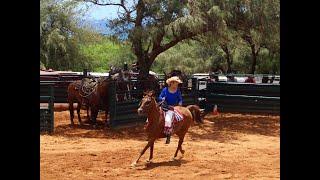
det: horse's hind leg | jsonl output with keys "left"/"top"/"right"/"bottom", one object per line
{"left": 174, "top": 136, "right": 185, "bottom": 159}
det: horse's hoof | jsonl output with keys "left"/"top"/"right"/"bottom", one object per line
{"left": 146, "top": 159, "right": 152, "bottom": 164}
{"left": 181, "top": 150, "right": 185, "bottom": 154}
{"left": 130, "top": 162, "right": 137, "bottom": 168}
{"left": 170, "top": 157, "right": 176, "bottom": 161}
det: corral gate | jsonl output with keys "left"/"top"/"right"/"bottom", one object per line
{"left": 40, "top": 83, "right": 54, "bottom": 133}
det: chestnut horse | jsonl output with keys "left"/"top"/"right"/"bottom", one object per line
{"left": 131, "top": 90, "right": 202, "bottom": 167}
{"left": 67, "top": 80, "right": 90, "bottom": 126}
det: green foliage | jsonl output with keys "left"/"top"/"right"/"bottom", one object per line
{"left": 79, "top": 37, "right": 136, "bottom": 72}
{"left": 41, "top": 0, "right": 279, "bottom": 75}
{"left": 40, "top": 0, "right": 93, "bottom": 71}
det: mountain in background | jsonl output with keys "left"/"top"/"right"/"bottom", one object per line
{"left": 91, "top": 19, "right": 113, "bottom": 35}
{"left": 79, "top": 19, "right": 112, "bottom": 35}
{"left": 80, "top": 19, "right": 128, "bottom": 40}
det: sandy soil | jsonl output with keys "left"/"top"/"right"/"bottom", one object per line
{"left": 40, "top": 110, "right": 280, "bottom": 180}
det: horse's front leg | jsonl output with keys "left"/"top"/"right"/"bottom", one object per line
{"left": 91, "top": 107, "right": 98, "bottom": 129}
{"left": 77, "top": 102, "right": 83, "bottom": 126}
{"left": 68, "top": 100, "right": 75, "bottom": 126}
{"left": 105, "top": 106, "right": 110, "bottom": 127}
{"left": 131, "top": 140, "right": 154, "bottom": 167}
{"left": 86, "top": 105, "right": 90, "bottom": 122}
{"left": 146, "top": 142, "right": 154, "bottom": 163}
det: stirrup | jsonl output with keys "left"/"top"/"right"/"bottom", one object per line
{"left": 165, "top": 135, "right": 171, "bottom": 144}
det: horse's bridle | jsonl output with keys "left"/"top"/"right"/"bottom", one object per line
{"left": 138, "top": 95, "right": 164, "bottom": 113}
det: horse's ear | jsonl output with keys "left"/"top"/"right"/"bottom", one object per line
{"left": 149, "top": 90, "right": 155, "bottom": 96}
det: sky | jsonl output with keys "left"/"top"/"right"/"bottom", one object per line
{"left": 81, "top": 3, "right": 119, "bottom": 20}
{"left": 80, "top": 1, "right": 135, "bottom": 20}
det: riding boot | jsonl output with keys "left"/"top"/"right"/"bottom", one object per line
{"left": 165, "top": 134, "right": 171, "bottom": 144}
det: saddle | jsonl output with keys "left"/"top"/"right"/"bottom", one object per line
{"left": 79, "top": 77, "right": 97, "bottom": 97}
{"left": 160, "top": 101, "right": 174, "bottom": 112}
{"left": 160, "top": 102, "right": 184, "bottom": 123}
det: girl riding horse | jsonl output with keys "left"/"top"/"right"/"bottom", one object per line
{"left": 158, "top": 76, "right": 183, "bottom": 144}
{"left": 132, "top": 90, "right": 202, "bottom": 167}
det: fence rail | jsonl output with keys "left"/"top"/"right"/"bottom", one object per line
{"left": 40, "top": 75, "right": 280, "bottom": 130}
{"left": 205, "top": 82, "right": 280, "bottom": 114}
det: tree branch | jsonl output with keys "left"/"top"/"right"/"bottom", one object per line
{"left": 84, "top": 0, "right": 133, "bottom": 22}
{"left": 149, "top": 27, "right": 210, "bottom": 60}
{"left": 84, "top": 0, "right": 122, "bottom": 6}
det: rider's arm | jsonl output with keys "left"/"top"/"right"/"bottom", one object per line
{"left": 177, "top": 90, "right": 183, "bottom": 106}
{"left": 158, "top": 88, "right": 166, "bottom": 102}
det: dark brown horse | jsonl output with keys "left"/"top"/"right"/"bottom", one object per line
{"left": 131, "top": 90, "right": 202, "bottom": 167}
{"left": 68, "top": 77, "right": 111, "bottom": 128}
{"left": 110, "top": 70, "right": 132, "bottom": 102}
{"left": 84, "top": 77, "right": 111, "bottom": 128}
{"left": 67, "top": 80, "right": 90, "bottom": 126}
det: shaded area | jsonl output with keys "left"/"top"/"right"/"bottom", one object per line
{"left": 141, "top": 159, "right": 188, "bottom": 170}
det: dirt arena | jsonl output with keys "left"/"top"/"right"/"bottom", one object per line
{"left": 40, "top": 110, "right": 280, "bottom": 179}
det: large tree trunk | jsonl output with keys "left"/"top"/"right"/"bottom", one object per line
{"left": 250, "top": 53, "right": 257, "bottom": 74}
{"left": 249, "top": 44, "right": 260, "bottom": 74}
{"left": 225, "top": 50, "right": 232, "bottom": 74}
{"left": 137, "top": 55, "right": 153, "bottom": 80}
{"left": 220, "top": 44, "right": 232, "bottom": 74}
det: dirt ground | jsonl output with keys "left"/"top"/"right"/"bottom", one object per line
{"left": 40, "top": 110, "right": 280, "bottom": 180}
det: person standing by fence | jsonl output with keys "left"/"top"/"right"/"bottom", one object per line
{"left": 245, "top": 75, "right": 256, "bottom": 83}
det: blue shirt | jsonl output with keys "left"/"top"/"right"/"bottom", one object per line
{"left": 158, "top": 87, "right": 183, "bottom": 106}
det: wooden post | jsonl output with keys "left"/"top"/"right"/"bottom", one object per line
{"left": 83, "top": 69, "right": 88, "bottom": 78}
{"left": 191, "top": 78, "right": 198, "bottom": 104}
{"left": 49, "top": 85, "right": 54, "bottom": 133}
{"left": 108, "top": 81, "right": 117, "bottom": 128}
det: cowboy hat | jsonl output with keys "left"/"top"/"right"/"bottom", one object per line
{"left": 166, "top": 76, "right": 183, "bottom": 84}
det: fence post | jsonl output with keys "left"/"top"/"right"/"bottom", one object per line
{"left": 49, "top": 84, "right": 54, "bottom": 133}
{"left": 83, "top": 69, "right": 88, "bottom": 78}
{"left": 191, "top": 78, "right": 198, "bottom": 104}
{"left": 108, "top": 81, "right": 117, "bottom": 127}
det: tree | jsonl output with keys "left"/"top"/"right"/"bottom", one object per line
{"left": 83, "top": 0, "right": 227, "bottom": 79}
{"left": 40, "top": 0, "right": 94, "bottom": 71}
{"left": 222, "top": 0, "right": 280, "bottom": 74}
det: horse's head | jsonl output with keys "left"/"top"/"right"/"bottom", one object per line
{"left": 122, "top": 70, "right": 131, "bottom": 82}
{"left": 137, "top": 90, "right": 156, "bottom": 116}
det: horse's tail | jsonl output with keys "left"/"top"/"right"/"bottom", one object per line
{"left": 186, "top": 105, "right": 203, "bottom": 124}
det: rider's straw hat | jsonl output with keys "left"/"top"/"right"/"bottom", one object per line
{"left": 166, "top": 76, "right": 183, "bottom": 85}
